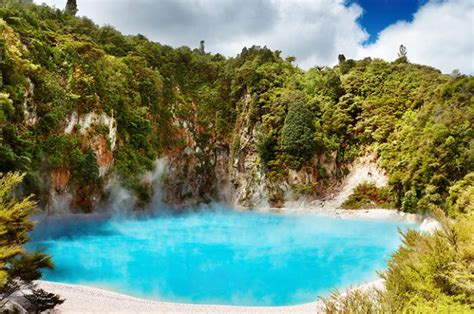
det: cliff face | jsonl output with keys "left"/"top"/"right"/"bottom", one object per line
{"left": 158, "top": 94, "right": 269, "bottom": 209}
{"left": 4, "top": 66, "right": 365, "bottom": 212}
{"left": 1, "top": 3, "right": 471, "bottom": 215}
{"left": 159, "top": 93, "right": 343, "bottom": 210}
{"left": 46, "top": 111, "right": 117, "bottom": 213}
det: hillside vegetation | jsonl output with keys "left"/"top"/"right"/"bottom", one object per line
{"left": 322, "top": 209, "right": 474, "bottom": 313}
{"left": 0, "top": 1, "right": 472, "bottom": 216}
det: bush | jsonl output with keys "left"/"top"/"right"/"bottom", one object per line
{"left": 70, "top": 147, "right": 99, "bottom": 185}
{"left": 254, "top": 124, "right": 276, "bottom": 166}
{"left": 321, "top": 209, "right": 474, "bottom": 313}
{"left": 341, "top": 182, "right": 393, "bottom": 209}
{"left": 24, "top": 288, "right": 64, "bottom": 314}
{"left": 0, "top": 172, "right": 62, "bottom": 312}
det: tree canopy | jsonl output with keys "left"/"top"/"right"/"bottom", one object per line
{"left": 0, "top": 1, "right": 471, "bottom": 216}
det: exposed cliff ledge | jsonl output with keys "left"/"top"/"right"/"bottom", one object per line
{"left": 46, "top": 111, "right": 117, "bottom": 213}
{"left": 64, "top": 111, "right": 117, "bottom": 151}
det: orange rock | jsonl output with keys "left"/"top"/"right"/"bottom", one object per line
{"left": 50, "top": 168, "right": 70, "bottom": 191}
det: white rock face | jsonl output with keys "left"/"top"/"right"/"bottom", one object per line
{"left": 64, "top": 111, "right": 117, "bottom": 150}
{"left": 229, "top": 120, "right": 270, "bottom": 209}
{"left": 63, "top": 111, "right": 79, "bottom": 134}
{"left": 324, "top": 153, "right": 388, "bottom": 209}
{"left": 419, "top": 217, "right": 442, "bottom": 234}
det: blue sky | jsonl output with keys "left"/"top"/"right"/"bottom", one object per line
{"left": 354, "top": 0, "right": 429, "bottom": 43}
{"left": 35, "top": 0, "right": 473, "bottom": 74}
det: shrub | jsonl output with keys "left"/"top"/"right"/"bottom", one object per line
{"left": 341, "top": 182, "right": 393, "bottom": 209}
{"left": 254, "top": 124, "right": 276, "bottom": 166}
{"left": 24, "top": 288, "right": 64, "bottom": 314}
{"left": 70, "top": 147, "right": 99, "bottom": 185}
{"left": 321, "top": 209, "right": 474, "bottom": 313}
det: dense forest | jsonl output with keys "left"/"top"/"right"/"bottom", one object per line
{"left": 0, "top": 1, "right": 472, "bottom": 312}
{"left": 0, "top": 1, "right": 471, "bottom": 216}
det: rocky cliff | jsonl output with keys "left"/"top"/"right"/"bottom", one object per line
{"left": 1, "top": 3, "right": 471, "bottom": 215}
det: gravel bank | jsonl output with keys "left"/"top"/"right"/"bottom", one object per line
{"left": 35, "top": 279, "right": 385, "bottom": 313}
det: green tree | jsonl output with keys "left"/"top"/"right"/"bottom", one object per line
{"left": 397, "top": 44, "right": 408, "bottom": 62}
{"left": 0, "top": 172, "right": 61, "bottom": 311}
{"left": 65, "top": 0, "right": 78, "bottom": 16}
{"left": 338, "top": 54, "right": 346, "bottom": 64}
{"left": 281, "top": 100, "right": 316, "bottom": 163}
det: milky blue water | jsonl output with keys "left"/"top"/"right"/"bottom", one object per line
{"left": 28, "top": 210, "right": 414, "bottom": 306}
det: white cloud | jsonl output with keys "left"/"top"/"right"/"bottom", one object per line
{"left": 359, "top": 0, "right": 474, "bottom": 74}
{"left": 34, "top": 0, "right": 473, "bottom": 74}
{"left": 212, "top": 0, "right": 368, "bottom": 69}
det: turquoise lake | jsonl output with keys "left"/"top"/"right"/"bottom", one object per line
{"left": 28, "top": 209, "right": 414, "bottom": 306}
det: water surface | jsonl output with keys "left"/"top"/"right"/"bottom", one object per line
{"left": 28, "top": 209, "right": 414, "bottom": 306}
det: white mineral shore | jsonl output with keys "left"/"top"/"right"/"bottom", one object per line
{"left": 275, "top": 206, "right": 423, "bottom": 223}
{"left": 35, "top": 279, "right": 384, "bottom": 313}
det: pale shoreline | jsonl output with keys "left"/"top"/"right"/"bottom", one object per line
{"left": 263, "top": 206, "right": 425, "bottom": 225}
{"left": 33, "top": 279, "right": 385, "bottom": 313}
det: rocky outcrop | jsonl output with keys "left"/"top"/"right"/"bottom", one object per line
{"left": 46, "top": 111, "right": 117, "bottom": 213}
{"left": 41, "top": 98, "right": 376, "bottom": 213}
{"left": 89, "top": 136, "right": 114, "bottom": 177}
{"left": 229, "top": 119, "right": 269, "bottom": 209}
{"left": 159, "top": 94, "right": 345, "bottom": 210}
{"left": 314, "top": 153, "right": 389, "bottom": 209}
{"left": 161, "top": 109, "right": 224, "bottom": 208}
{"left": 23, "top": 78, "right": 37, "bottom": 126}
{"left": 64, "top": 110, "right": 117, "bottom": 150}
{"left": 47, "top": 168, "right": 73, "bottom": 214}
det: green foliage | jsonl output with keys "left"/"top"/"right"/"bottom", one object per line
{"left": 321, "top": 209, "right": 474, "bottom": 313}
{"left": 380, "top": 76, "right": 473, "bottom": 214}
{"left": 0, "top": 172, "right": 36, "bottom": 287}
{"left": 70, "top": 147, "right": 100, "bottom": 185}
{"left": 321, "top": 286, "right": 390, "bottom": 314}
{"left": 341, "top": 182, "right": 394, "bottom": 209}
{"left": 0, "top": 93, "right": 14, "bottom": 123}
{"left": 281, "top": 99, "right": 316, "bottom": 165}
{"left": 254, "top": 123, "right": 276, "bottom": 166}
{"left": 447, "top": 172, "right": 474, "bottom": 216}
{"left": 382, "top": 209, "right": 474, "bottom": 312}
{"left": 0, "top": 172, "right": 60, "bottom": 311}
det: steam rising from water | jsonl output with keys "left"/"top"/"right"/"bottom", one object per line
{"left": 100, "top": 158, "right": 169, "bottom": 216}
{"left": 32, "top": 157, "right": 416, "bottom": 306}
{"left": 29, "top": 210, "right": 414, "bottom": 306}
